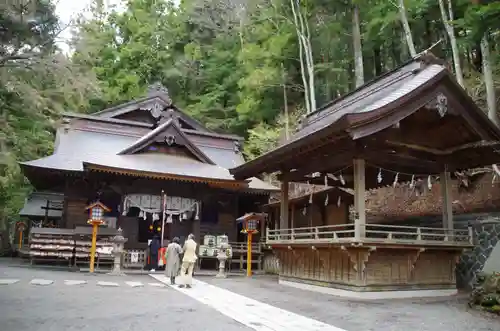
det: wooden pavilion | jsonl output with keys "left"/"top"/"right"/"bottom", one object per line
{"left": 20, "top": 83, "right": 277, "bottom": 267}
{"left": 230, "top": 53, "right": 500, "bottom": 299}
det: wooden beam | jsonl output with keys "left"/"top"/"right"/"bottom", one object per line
{"left": 280, "top": 176, "right": 289, "bottom": 230}
{"left": 441, "top": 167, "right": 453, "bottom": 232}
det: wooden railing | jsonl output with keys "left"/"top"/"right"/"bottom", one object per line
{"left": 266, "top": 223, "right": 473, "bottom": 246}
{"left": 229, "top": 242, "right": 262, "bottom": 254}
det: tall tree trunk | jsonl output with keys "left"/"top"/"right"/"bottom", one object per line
{"left": 290, "top": 0, "right": 316, "bottom": 112}
{"left": 290, "top": 0, "right": 310, "bottom": 114}
{"left": 481, "top": 33, "right": 498, "bottom": 125}
{"left": 352, "top": 4, "right": 364, "bottom": 87}
{"left": 438, "top": 0, "right": 464, "bottom": 87}
{"left": 298, "top": 1, "right": 316, "bottom": 111}
{"left": 398, "top": 0, "right": 417, "bottom": 57}
{"left": 281, "top": 63, "right": 290, "bottom": 140}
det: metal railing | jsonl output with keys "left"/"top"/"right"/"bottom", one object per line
{"left": 266, "top": 223, "right": 473, "bottom": 246}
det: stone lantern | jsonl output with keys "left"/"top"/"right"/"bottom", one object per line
{"left": 216, "top": 242, "right": 229, "bottom": 278}
{"left": 108, "top": 227, "right": 128, "bottom": 276}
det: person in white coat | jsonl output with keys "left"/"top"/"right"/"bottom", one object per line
{"left": 179, "top": 233, "right": 197, "bottom": 288}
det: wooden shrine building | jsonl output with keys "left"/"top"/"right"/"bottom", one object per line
{"left": 230, "top": 53, "right": 500, "bottom": 299}
{"left": 19, "top": 84, "right": 277, "bottom": 266}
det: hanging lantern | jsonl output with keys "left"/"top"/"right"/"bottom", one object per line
{"left": 149, "top": 224, "right": 153, "bottom": 231}
{"left": 157, "top": 226, "right": 161, "bottom": 232}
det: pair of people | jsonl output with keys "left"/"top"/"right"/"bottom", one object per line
{"left": 165, "top": 234, "right": 197, "bottom": 288}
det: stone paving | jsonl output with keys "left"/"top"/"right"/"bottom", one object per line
{"left": 0, "top": 264, "right": 250, "bottom": 331}
{"left": 2, "top": 261, "right": 500, "bottom": 331}
{"left": 151, "top": 274, "right": 345, "bottom": 331}
{"left": 202, "top": 276, "right": 500, "bottom": 331}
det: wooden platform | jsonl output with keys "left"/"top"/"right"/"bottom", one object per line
{"left": 267, "top": 223, "right": 472, "bottom": 298}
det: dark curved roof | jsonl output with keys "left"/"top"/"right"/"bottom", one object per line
{"left": 230, "top": 53, "right": 500, "bottom": 181}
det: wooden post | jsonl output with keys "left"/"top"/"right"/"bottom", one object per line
{"left": 353, "top": 159, "right": 366, "bottom": 241}
{"left": 160, "top": 191, "right": 166, "bottom": 247}
{"left": 18, "top": 230, "right": 23, "bottom": 250}
{"left": 280, "top": 175, "right": 289, "bottom": 230}
{"left": 441, "top": 166, "right": 453, "bottom": 239}
{"left": 89, "top": 221, "right": 99, "bottom": 273}
{"left": 246, "top": 231, "right": 253, "bottom": 277}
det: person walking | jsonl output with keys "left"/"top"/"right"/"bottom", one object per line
{"left": 149, "top": 234, "right": 161, "bottom": 272}
{"left": 165, "top": 237, "right": 183, "bottom": 285}
{"left": 179, "top": 233, "right": 197, "bottom": 289}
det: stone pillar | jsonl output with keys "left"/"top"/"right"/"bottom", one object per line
{"left": 108, "top": 228, "right": 128, "bottom": 276}
{"left": 216, "top": 243, "right": 229, "bottom": 278}
{"left": 441, "top": 166, "right": 453, "bottom": 236}
{"left": 353, "top": 159, "right": 366, "bottom": 241}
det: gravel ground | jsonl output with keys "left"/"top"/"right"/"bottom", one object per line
{"left": 203, "top": 276, "right": 500, "bottom": 331}
{"left": 0, "top": 264, "right": 250, "bottom": 331}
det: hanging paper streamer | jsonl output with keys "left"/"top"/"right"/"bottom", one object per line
{"left": 409, "top": 175, "right": 415, "bottom": 189}
{"left": 377, "top": 168, "right": 382, "bottom": 184}
{"left": 337, "top": 195, "right": 341, "bottom": 207}
{"left": 139, "top": 210, "right": 144, "bottom": 218}
{"left": 302, "top": 206, "right": 307, "bottom": 215}
{"left": 427, "top": 176, "right": 432, "bottom": 190}
{"left": 339, "top": 172, "right": 345, "bottom": 186}
{"left": 166, "top": 214, "right": 173, "bottom": 224}
{"left": 324, "top": 194, "right": 329, "bottom": 206}
{"left": 309, "top": 191, "right": 313, "bottom": 204}
{"left": 393, "top": 173, "right": 399, "bottom": 187}
{"left": 153, "top": 213, "right": 159, "bottom": 221}
{"left": 324, "top": 176, "right": 328, "bottom": 188}
{"left": 493, "top": 174, "right": 497, "bottom": 186}
{"left": 327, "top": 173, "right": 338, "bottom": 181}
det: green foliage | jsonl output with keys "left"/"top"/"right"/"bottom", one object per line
{"left": 469, "top": 272, "right": 500, "bottom": 315}
{"left": 2, "top": 0, "right": 500, "bottom": 231}
{"left": 0, "top": 0, "right": 99, "bottom": 229}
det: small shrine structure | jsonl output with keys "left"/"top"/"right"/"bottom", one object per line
{"left": 230, "top": 53, "right": 500, "bottom": 299}
{"left": 20, "top": 83, "right": 277, "bottom": 268}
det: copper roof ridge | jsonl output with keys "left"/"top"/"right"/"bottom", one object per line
{"left": 63, "top": 112, "right": 243, "bottom": 141}
{"left": 306, "top": 53, "right": 438, "bottom": 120}
{"left": 63, "top": 112, "right": 152, "bottom": 128}
{"left": 92, "top": 94, "right": 168, "bottom": 116}
{"left": 182, "top": 128, "right": 244, "bottom": 141}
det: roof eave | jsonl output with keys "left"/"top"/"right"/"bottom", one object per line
{"left": 83, "top": 162, "right": 249, "bottom": 188}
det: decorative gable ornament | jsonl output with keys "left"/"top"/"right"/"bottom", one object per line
{"left": 165, "top": 135, "right": 176, "bottom": 146}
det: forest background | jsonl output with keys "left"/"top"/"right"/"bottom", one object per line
{"left": 0, "top": 0, "right": 499, "bottom": 230}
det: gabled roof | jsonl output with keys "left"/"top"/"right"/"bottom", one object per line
{"left": 230, "top": 52, "right": 500, "bottom": 182}
{"left": 20, "top": 122, "right": 278, "bottom": 192}
{"left": 117, "top": 117, "right": 215, "bottom": 165}
{"left": 93, "top": 84, "right": 212, "bottom": 133}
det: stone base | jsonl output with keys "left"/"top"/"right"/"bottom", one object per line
{"left": 279, "top": 279, "right": 458, "bottom": 300}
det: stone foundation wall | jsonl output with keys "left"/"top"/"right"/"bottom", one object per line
{"left": 456, "top": 219, "right": 500, "bottom": 289}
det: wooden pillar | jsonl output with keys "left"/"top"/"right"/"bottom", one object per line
{"left": 280, "top": 176, "right": 289, "bottom": 229}
{"left": 353, "top": 159, "right": 366, "bottom": 240}
{"left": 441, "top": 166, "right": 453, "bottom": 233}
